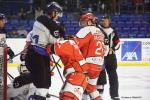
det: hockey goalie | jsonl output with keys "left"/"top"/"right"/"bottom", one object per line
{"left": 7, "top": 62, "right": 36, "bottom": 100}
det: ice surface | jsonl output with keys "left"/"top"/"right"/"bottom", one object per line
{"left": 7, "top": 66, "right": 150, "bottom": 100}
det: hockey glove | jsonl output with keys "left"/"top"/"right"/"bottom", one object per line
{"left": 7, "top": 47, "right": 15, "bottom": 59}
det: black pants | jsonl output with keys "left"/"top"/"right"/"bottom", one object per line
{"left": 25, "top": 46, "right": 51, "bottom": 89}
{"left": 97, "top": 54, "right": 119, "bottom": 98}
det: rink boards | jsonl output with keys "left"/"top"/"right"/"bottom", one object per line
{"left": 6, "top": 38, "right": 150, "bottom": 67}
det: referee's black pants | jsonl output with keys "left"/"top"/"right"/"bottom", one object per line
{"left": 105, "top": 54, "right": 119, "bottom": 98}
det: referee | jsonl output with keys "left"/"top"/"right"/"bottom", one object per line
{"left": 97, "top": 15, "right": 120, "bottom": 100}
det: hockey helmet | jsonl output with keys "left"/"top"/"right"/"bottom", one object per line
{"left": 101, "top": 15, "right": 110, "bottom": 20}
{"left": 79, "top": 12, "right": 97, "bottom": 27}
{"left": 45, "top": 2, "right": 63, "bottom": 17}
{"left": 80, "top": 12, "right": 97, "bottom": 23}
{"left": 100, "top": 15, "right": 111, "bottom": 28}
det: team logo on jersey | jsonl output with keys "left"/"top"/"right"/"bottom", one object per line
{"left": 121, "top": 41, "right": 141, "bottom": 61}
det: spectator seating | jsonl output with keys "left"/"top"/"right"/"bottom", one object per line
{"left": 4, "top": 13, "right": 150, "bottom": 38}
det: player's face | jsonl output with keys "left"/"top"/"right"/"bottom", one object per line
{"left": 102, "top": 19, "right": 110, "bottom": 28}
{"left": 79, "top": 20, "right": 87, "bottom": 27}
{"left": 0, "top": 20, "right": 5, "bottom": 28}
{"left": 52, "top": 11, "right": 61, "bottom": 21}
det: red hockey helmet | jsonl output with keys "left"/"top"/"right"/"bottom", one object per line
{"left": 80, "top": 13, "right": 97, "bottom": 23}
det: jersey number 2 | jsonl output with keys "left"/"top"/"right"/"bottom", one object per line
{"left": 95, "top": 41, "right": 103, "bottom": 55}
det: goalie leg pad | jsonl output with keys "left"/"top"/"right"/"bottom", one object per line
{"left": 13, "top": 73, "right": 32, "bottom": 88}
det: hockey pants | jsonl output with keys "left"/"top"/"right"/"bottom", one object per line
{"left": 25, "top": 46, "right": 51, "bottom": 88}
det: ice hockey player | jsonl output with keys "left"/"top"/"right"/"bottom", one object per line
{"left": 0, "top": 13, "right": 15, "bottom": 60}
{"left": 24, "top": 2, "right": 64, "bottom": 100}
{"left": 51, "top": 39, "right": 89, "bottom": 100}
{"left": 14, "top": 36, "right": 89, "bottom": 100}
{"left": 75, "top": 12, "right": 105, "bottom": 100}
{"left": 97, "top": 15, "right": 120, "bottom": 100}
{"left": 19, "top": 31, "right": 89, "bottom": 100}
{"left": 0, "top": 13, "right": 7, "bottom": 34}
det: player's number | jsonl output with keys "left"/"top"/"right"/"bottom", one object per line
{"left": 32, "top": 35, "right": 39, "bottom": 44}
{"left": 95, "top": 41, "right": 103, "bottom": 55}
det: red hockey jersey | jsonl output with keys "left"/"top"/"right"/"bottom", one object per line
{"left": 54, "top": 40, "right": 88, "bottom": 77}
{"left": 75, "top": 26, "right": 105, "bottom": 65}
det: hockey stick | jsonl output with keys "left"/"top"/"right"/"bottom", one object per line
{"left": 7, "top": 72, "right": 15, "bottom": 83}
{"left": 51, "top": 55, "right": 65, "bottom": 83}
{"left": 7, "top": 72, "right": 15, "bottom": 79}
{"left": 50, "top": 58, "right": 61, "bottom": 72}
{"left": 47, "top": 93, "right": 59, "bottom": 98}
{"left": 56, "top": 66, "right": 65, "bottom": 83}
{"left": 12, "top": 52, "right": 22, "bottom": 59}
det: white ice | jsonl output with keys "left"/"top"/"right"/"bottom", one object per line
{"left": 7, "top": 66, "right": 150, "bottom": 100}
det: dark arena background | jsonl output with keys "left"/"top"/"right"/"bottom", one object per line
{"left": 0, "top": 0, "right": 150, "bottom": 100}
